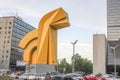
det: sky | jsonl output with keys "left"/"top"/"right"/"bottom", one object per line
{"left": 0, "top": 0, "right": 107, "bottom": 62}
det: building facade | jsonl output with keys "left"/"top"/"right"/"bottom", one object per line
{"left": 0, "top": 16, "right": 35, "bottom": 71}
{"left": 107, "top": 40, "right": 120, "bottom": 73}
{"left": 107, "top": 0, "right": 120, "bottom": 41}
{"left": 93, "top": 34, "right": 107, "bottom": 74}
{"left": 107, "top": 0, "right": 120, "bottom": 74}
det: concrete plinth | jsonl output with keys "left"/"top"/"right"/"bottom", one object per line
{"left": 25, "top": 64, "right": 56, "bottom": 75}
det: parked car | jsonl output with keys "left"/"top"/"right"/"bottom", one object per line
{"left": 9, "top": 73, "right": 19, "bottom": 79}
{"left": 19, "top": 73, "right": 29, "bottom": 80}
{"left": 40, "top": 72, "right": 63, "bottom": 80}
{"left": 62, "top": 73, "right": 84, "bottom": 80}
{"left": 103, "top": 74, "right": 114, "bottom": 80}
{"left": 52, "top": 75, "right": 63, "bottom": 80}
{"left": 40, "top": 73, "right": 46, "bottom": 80}
{"left": 28, "top": 74, "right": 40, "bottom": 80}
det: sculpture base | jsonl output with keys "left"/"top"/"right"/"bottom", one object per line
{"left": 25, "top": 64, "right": 56, "bottom": 75}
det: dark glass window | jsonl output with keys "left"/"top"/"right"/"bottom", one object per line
{"left": 7, "top": 41, "right": 10, "bottom": 43}
{"left": 9, "top": 26, "right": 11, "bottom": 29}
{"left": 8, "top": 31, "right": 11, "bottom": 34}
{"left": 6, "top": 50, "right": 9, "bottom": 53}
{"left": 9, "top": 22, "right": 11, "bottom": 24}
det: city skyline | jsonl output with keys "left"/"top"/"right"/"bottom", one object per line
{"left": 0, "top": 0, "right": 107, "bottom": 62}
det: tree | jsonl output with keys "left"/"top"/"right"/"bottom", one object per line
{"left": 58, "top": 54, "right": 93, "bottom": 74}
{"left": 73, "top": 53, "right": 93, "bottom": 74}
{"left": 58, "top": 58, "right": 72, "bottom": 73}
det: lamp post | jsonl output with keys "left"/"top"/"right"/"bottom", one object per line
{"left": 110, "top": 44, "right": 119, "bottom": 78}
{"left": 57, "top": 59, "right": 62, "bottom": 72}
{"left": 71, "top": 40, "right": 78, "bottom": 73}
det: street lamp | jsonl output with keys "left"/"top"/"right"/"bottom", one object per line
{"left": 71, "top": 40, "right": 78, "bottom": 73}
{"left": 110, "top": 44, "right": 119, "bottom": 78}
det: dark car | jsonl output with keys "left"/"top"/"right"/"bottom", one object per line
{"left": 62, "top": 76, "right": 74, "bottom": 80}
{"left": 52, "top": 75, "right": 63, "bottom": 80}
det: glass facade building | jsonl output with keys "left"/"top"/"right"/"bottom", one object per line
{"left": 0, "top": 16, "right": 35, "bottom": 70}
{"left": 107, "top": 0, "right": 120, "bottom": 41}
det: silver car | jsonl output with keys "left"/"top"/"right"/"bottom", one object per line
{"left": 63, "top": 73, "right": 84, "bottom": 80}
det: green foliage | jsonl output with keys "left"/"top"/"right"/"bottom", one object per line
{"left": 58, "top": 58, "right": 72, "bottom": 73}
{"left": 58, "top": 54, "right": 93, "bottom": 74}
{"left": 74, "top": 53, "right": 93, "bottom": 74}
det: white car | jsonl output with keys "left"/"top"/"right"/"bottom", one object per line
{"left": 103, "top": 74, "right": 114, "bottom": 80}
{"left": 9, "top": 73, "right": 19, "bottom": 79}
{"left": 28, "top": 74, "right": 40, "bottom": 80}
{"left": 19, "top": 73, "right": 29, "bottom": 79}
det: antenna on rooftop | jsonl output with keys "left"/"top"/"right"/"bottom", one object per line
{"left": 15, "top": 9, "right": 22, "bottom": 20}
{"left": 15, "top": 9, "right": 18, "bottom": 17}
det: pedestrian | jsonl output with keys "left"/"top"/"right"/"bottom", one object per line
{"left": 44, "top": 72, "right": 52, "bottom": 80}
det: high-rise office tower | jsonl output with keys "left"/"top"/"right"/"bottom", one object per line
{"left": 0, "top": 16, "right": 35, "bottom": 71}
{"left": 107, "top": 0, "right": 120, "bottom": 41}
{"left": 107, "top": 0, "right": 120, "bottom": 74}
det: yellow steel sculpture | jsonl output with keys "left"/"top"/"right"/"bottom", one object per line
{"left": 19, "top": 8, "right": 70, "bottom": 64}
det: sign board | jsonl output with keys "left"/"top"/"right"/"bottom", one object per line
{"left": 16, "top": 60, "right": 25, "bottom": 66}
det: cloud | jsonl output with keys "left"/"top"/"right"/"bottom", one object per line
{"left": 0, "top": 0, "right": 106, "bottom": 30}
{"left": 58, "top": 42, "right": 93, "bottom": 63}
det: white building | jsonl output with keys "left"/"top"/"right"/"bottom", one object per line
{"left": 93, "top": 34, "right": 107, "bottom": 74}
